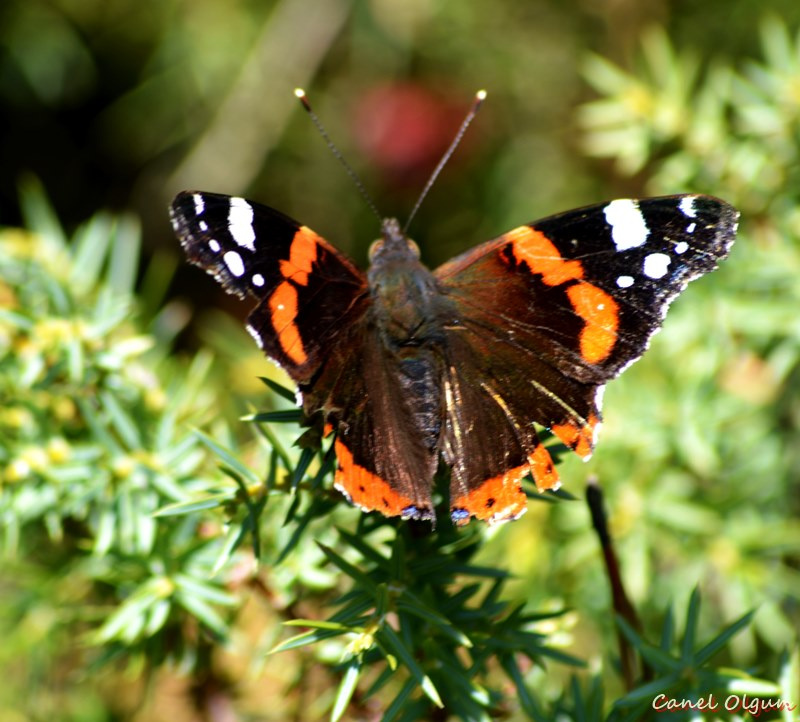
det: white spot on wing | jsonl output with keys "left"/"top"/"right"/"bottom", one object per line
{"left": 208, "top": 239, "right": 221, "bottom": 253}
{"left": 228, "top": 197, "right": 256, "bottom": 251}
{"left": 679, "top": 195, "right": 697, "bottom": 218}
{"left": 616, "top": 275, "right": 634, "bottom": 288}
{"left": 252, "top": 273, "right": 265, "bottom": 287}
{"left": 675, "top": 241, "right": 689, "bottom": 254}
{"left": 643, "top": 252, "right": 671, "bottom": 279}
{"left": 604, "top": 199, "right": 649, "bottom": 251}
{"left": 223, "top": 250, "right": 245, "bottom": 277}
{"left": 193, "top": 193, "right": 205, "bottom": 215}
{"left": 199, "top": 220, "right": 208, "bottom": 231}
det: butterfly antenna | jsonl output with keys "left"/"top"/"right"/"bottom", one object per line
{"left": 403, "top": 89, "right": 487, "bottom": 234}
{"left": 295, "top": 88, "right": 383, "bottom": 223}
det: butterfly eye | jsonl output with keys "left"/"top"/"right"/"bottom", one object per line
{"left": 368, "top": 239, "right": 384, "bottom": 260}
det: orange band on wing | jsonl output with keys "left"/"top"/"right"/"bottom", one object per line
{"left": 451, "top": 464, "right": 528, "bottom": 526}
{"left": 279, "top": 226, "right": 319, "bottom": 286}
{"left": 506, "top": 227, "right": 619, "bottom": 364}
{"left": 566, "top": 282, "right": 619, "bottom": 363}
{"left": 529, "top": 443, "right": 560, "bottom": 490}
{"left": 551, "top": 413, "right": 599, "bottom": 459}
{"left": 334, "top": 440, "right": 416, "bottom": 518}
{"left": 269, "top": 281, "right": 307, "bottom": 365}
{"left": 268, "top": 226, "right": 323, "bottom": 365}
{"left": 507, "top": 226, "right": 585, "bottom": 286}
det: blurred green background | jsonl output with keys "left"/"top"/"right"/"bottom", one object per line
{"left": 2, "top": 0, "right": 800, "bottom": 720}
{"left": 2, "top": 0, "right": 793, "bottom": 261}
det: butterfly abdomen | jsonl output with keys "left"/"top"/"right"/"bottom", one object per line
{"left": 396, "top": 354, "right": 444, "bottom": 455}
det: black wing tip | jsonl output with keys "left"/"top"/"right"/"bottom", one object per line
{"left": 691, "top": 193, "right": 739, "bottom": 220}
{"left": 668, "top": 194, "right": 738, "bottom": 267}
{"left": 168, "top": 191, "right": 252, "bottom": 300}
{"left": 699, "top": 194, "right": 739, "bottom": 260}
{"left": 169, "top": 189, "right": 201, "bottom": 213}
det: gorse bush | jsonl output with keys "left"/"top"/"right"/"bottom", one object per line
{"left": 2, "top": 14, "right": 800, "bottom": 722}
{"left": 0, "top": 178, "right": 241, "bottom": 656}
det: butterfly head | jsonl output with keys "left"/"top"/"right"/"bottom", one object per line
{"left": 369, "top": 218, "right": 420, "bottom": 264}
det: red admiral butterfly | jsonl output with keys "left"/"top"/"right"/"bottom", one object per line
{"left": 170, "top": 101, "right": 737, "bottom": 527}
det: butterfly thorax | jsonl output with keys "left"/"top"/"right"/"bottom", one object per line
{"left": 367, "top": 218, "right": 447, "bottom": 350}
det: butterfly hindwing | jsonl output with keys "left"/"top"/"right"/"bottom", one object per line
{"left": 314, "top": 325, "right": 439, "bottom": 521}
{"left": 440, "top": 315, "right": 592, "bottom": 523}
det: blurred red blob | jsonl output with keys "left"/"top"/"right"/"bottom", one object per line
{"left": 352, "top": 83, "right": 474, "bottom": 186}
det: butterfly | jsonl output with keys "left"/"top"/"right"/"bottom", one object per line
{"left": 170, "top": 187, "right": 737, "bottom": 525}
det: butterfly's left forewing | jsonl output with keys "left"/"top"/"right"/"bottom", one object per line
{"left": 170, "top": 191, "right": 369, "bottom": 384}
{"left": 436, "top": 195, "right": 737, "bottom": 523}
